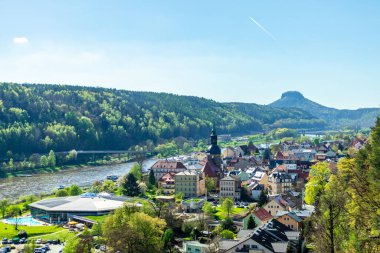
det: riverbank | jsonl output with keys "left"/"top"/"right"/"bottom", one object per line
{"left": 0, "top": 158, "right": 157, "bottom": 199}
{"left": 0, "top": 157, "right": 133, "bottom": 179}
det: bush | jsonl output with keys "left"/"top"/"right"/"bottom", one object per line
{"left": 18, "top": 230, "right": 28, "bottom": 238}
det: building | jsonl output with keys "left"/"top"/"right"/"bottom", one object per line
{"left": 243, "top": 208, "right": 272, "bottom": 228}
{"left": 221, "top": 219, "right": 300, "bottom": 253}
{"left": 268, "top": 172, "right": 297, "bottom": 195}
{"left": 275, "top": 211, "right": 303, "bottom": 231}
{"left": 251, "top": 170, "right": 269, "bottom": 189}
{"left": 222, "top": 147, "right": 236, "bottom": 159}
{"left": 175, "top": 171, "right": 205, "bottom": 198}
{"left": 183, "top": 240, "right": 216, "bottom": 253}
{"left": 158, "top": 172, "right": 176, "bottom": 195}
{"left": 206, "top": 128, "right": 223, "bottom": 170}
{"left": 264, "top": 198, "right": 287, "bottom": 216}
{"left": 150, "top": 159, "right": 187, "bottom": 181}
{"left": 251, "top": 183, "right": 265, "bottom": 200}
{"left": 219, "top": 175, "right": 241, "bottom": 200}
{"left": 29, "top": 194, "right": 126, "bottom": 224}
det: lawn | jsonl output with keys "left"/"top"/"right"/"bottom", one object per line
{"left": 124, "top": 197, "right": 156, "bottom": 214}
{"left": 0, "top": 222, "right": 63, "bottom": 239}
{"left": 214, "top": 206, "right": 247, "bottom": 220}
{"left": 31, "top": 229, "right": 77, "bottom": 242}
{"left": 85, "top": 215, "right": 108, "bottom": 223}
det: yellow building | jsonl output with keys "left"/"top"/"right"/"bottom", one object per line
{"left": 175, "top": 171, "right": 205, "bottom": 198}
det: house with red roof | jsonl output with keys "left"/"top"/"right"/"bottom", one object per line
{"left": 151, "top": 159, "right": 187, "bottom": 181}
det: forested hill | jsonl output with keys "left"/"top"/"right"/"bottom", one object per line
{"left": 0, "top": 83, "right": 322, "bottom": 158}
{"left": 270, "top": 91, "right": 380, "bottom": 128}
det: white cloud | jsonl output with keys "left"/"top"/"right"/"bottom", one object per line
{"left": 13, "top": 37, "right": 29, "bottom": 44}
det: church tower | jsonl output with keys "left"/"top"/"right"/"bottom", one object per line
{"left": 207, "top": 128, "right": 222, "bottom": 170}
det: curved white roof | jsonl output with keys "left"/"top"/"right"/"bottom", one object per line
{"left": 29, "top": 196, "right": 125, "bottom": 212}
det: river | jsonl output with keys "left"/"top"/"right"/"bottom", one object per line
{"left": 0, "top": 159, "right": 157, "bottom": 199}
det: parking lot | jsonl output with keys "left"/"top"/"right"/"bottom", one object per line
{"left": 1, "top": 243, "right": 64, "bottom": 253}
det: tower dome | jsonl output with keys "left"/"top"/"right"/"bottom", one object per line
{"left": 207, "top": 128, "right": 221, "bottom": 155}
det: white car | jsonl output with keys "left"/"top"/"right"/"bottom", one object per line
{"left": 36, "top": 238, "right": 42, "bottom": 244}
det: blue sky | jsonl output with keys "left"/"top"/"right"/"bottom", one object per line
{"left": 0, "top": 1, "right": 379, "bottom": 109}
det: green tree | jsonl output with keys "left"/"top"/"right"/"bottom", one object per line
{"left": 205, "top": 176, "right": 216, "bottom": 198}
{"left": 220, "top": 230, "right": 234, "bottom": 239}
{"left": 221, "top": 198, "right": 234, "bottom": 217}
{"left": 148, "top": 169, "right": 156, "bottom": 188}
{"left": 162, "top": 228, "right": 174, "bottom": 249}
{"left": 202, "top": 201, "right": 214, "bottom": 216}
{"left": 40, "top": 155, "right": 48, "bottom": 167}
{"left": 258, "top": 190, "right": 268, "bottom": 207}
{"left": 175, "top": 192, "right": 183, "bottom": 204}
{"left": 47, "top": 150, "right": 56, "bottom": 167}
{"left": 103, "top": 207, "right": 166, "bottom": 253}
{"left": 220, "top": 217, "right": 236, "bottom": 233}
{"left": 0, "top": 199, "right": 9, "bottom": 218}
{"left": 8, "top": 158, "right": 14, "bottom": 169}
{"left": 305, "top": 162, "right": 331, "bottom": 205}
{"left": 308, "top": 174, "right": 347, "bottom": 253}
{"left": 63, "top": 236, "right": 80, "bottom": 253}
{"left": 69, "top": 184, "right": 82, "bottom": 196}
{"left": 247, "top": 215, "right": 256, "bottom": 229}
{"left": 56, "top": 189, "right": 69, "bottom": 197}
{"left": 101, "top": 180, "right": 117, "bottom": 193}
{"left": 122, "top": 173, "right": 140, "bottom": 197}
{"left": 130, "top": 163, "right": 142, "bottom": 181}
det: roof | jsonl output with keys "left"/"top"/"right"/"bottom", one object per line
{"left": 29, "top": 195, "right": 125, "bottom": 212}
{"left": 221, "top": 175, "right": 241, "bottom": 182}
{"left": 159, "top": 172, "right": 176, "bottom": 182}
{"left": 275, "top": 211, "right": 303, "bottom": 223}
{"left": 253, "top": 208, "right": 273, "bottom": 222}
{"left": 151, "top": 160, "right": 187, "bottom": 170}
{"left": 252, "top": 229, "right": 287, "bottom": 252}
{"left": 237, "top": 229, "right": 255, "bottom": 239}
{"left": 201, "top": 160, "right": 220, "bottom": 178}
{"left": 176, "top": 171, "right": 197, "bottom": 176}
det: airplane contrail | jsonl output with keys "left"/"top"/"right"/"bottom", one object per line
{"left": 249, "top": 17, "right": 276, "bottom": 41}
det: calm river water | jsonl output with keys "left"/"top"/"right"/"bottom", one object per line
{"left": 0, "top": 159, "right": 157, "bottom": 199}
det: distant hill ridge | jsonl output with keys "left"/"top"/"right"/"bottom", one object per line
{"left": 0, "top": 83, "right": 321, "bottom": 157}
{"left": 269, "top": 91, "right": 379, "bottom": 128}
{"left": 0, "top": 83, "right": 378, "bottom": 157}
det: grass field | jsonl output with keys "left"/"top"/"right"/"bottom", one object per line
{"left": 85, "top": 215, "right": 108, "bottom": 223}
{"left": 31, "top": 229, "right": 77, "bottom": 242}
{"left": 0, "top": 222, "right": 63, "bottom": 239}
{"left": 214, "top": 206, "right": 246, "bottom": 220}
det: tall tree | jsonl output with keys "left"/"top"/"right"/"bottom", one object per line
{"left": 247, "top": 215, "right": 256, "bottom": 229}
{"left": 305, "top": 162, "right": 331, "bottom": 205}
{"left": 0, "top": 198, "right": 9, "bottom": 218}
{"left": 221, "top": 198, "right": 234, "bottom": 217}
{"left": 47, "top": 150, "right": 56, "bottom": 167}
{"left": 69, "top": 184, "right": 82, "bottom": 196}
{"left": 148, "top": 169, "right": 156, "bottom": 188}
{"left": 130, "top": 163, "right": 142, "bottom": 181}
{"left": 122, "top": 173, "right": 140, "bottom": 197}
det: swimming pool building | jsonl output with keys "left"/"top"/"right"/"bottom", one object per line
{"left": 29, "top": 194, "right": 126, "bottom": 223}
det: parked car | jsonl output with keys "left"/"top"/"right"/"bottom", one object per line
{"left": 6, "top": 240, "right": 12, "bottom": 245}
{"left": 43, "top": 244, "right": 50, "bottom": 251}
{"left": 36, "top": 238, "right": 42, "bottom": 244}
{"left": 34, "top": 248, "right": 46, "bottom": 253}
{"left": 1, "top": 238, "right": 7, "bottom": 244}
